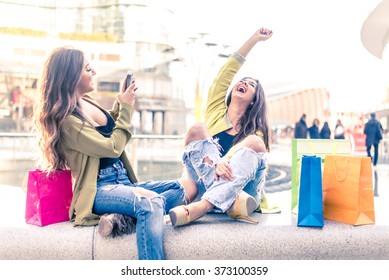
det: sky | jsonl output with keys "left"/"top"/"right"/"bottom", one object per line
{"left": 3, "top": 0, "right": 388, "bottom": 113}
{"left": 158, "top": 0, "right": 388, "bottom": 113}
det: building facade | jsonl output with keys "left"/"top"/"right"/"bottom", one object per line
{"left": 0, "top": 0, "right": 187, "bottom": 134}
{"left": 1, "top": 0, "right": 360, "bottom": 138}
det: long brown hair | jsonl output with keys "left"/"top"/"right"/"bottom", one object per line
{"left": 226, "top": 77, "right": 270, "bottom": 151}
{"left": 33, "top": 46, "right": 84, "bottom": 171}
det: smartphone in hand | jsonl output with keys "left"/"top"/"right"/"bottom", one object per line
{"left": 125, "top": 71, "right": 133, "bottom": 89}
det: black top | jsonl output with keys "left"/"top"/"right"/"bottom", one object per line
{"left": 213, "top": 130, "right": 235, "bottom": 157}
{"left": 95, "top": 110, "right": 120, "bottom": 169}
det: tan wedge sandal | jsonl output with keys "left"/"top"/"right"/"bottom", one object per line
{"left": 169, "top": 206, "right": 191, "bottom": 227}
{"left": 227, "top": 190, "right": 259, "bottom": 223}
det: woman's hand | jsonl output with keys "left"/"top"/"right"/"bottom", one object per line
{"left": 214, "top": 159, "right": 233, "bottom": 181}
{"left": 255, "top": 27, "right": 273, "bottom": 41}
{"left": 237, "top": 26, "right": 273, "bottom": 58}
{"left": 117, "top": 79, "right": 138, "bottom": 107}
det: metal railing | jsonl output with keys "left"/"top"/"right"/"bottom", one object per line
{"left": 0, "top": 132, "right": 184, "bottom": 161}
{"left": 0, "top": 132, "right": 185, "bottom": 186}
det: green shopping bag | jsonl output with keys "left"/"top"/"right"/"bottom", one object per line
{"left": 291, "top": 139, "right": 351, "bottom": 213}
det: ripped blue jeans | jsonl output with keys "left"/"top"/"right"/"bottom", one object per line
{"left": 93, "top": 160, "right": 186, "bottom": 260}
{"left": 182, "top": 139, "right": 267, "bottom": 212}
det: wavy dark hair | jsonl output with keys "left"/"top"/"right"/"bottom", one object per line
{"left": 226, "top": 77, "right": 270, "bottom": 151}
{"left": 33, "top": 46, "right": 84, "bottom": 171}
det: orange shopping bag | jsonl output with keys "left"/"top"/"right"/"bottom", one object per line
{"left": 322, "top": 155, "right": 375, "bottom": 225}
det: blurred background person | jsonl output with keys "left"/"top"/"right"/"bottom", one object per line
{"left": 319, "top": 121, "right": 331, "bottom": 139}
{"left": 294, "top": 114, "right": 308, "bottom": 139}
{"left": 308, "top": 118, "right": 320, "bottom": 139}
{"left": 334, "top": 119, "right": 345, "bottom": 139}
{"left": 364, "top": 113, "right": 383, "bottom": 166}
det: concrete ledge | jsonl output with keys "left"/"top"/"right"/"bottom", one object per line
{"left": 164, "top": 215, "right": 389, "bottom": 260}
{"left": 1, "top": 222, "right": 93, "bottom": 260}
{"left": 1, "top": 185, "right": 389, "bottom": 260}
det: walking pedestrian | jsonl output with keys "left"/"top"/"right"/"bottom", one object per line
{"left": 364, "top": 113, "right": 383, "bottom": 166}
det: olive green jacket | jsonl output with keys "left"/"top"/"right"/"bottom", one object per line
{"left": 61, "top": 94, "right": 138, "bottom": 226}
{"left": 204, "top": 52, "right": 264, "bottom": 160}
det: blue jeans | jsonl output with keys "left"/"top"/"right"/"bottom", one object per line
{"left": 93, "top": 160, "right": 186, "bottom": 260}
{"left": 182, "top": 139, "right": 267, "bottom": 212}
{"left": 367, "top": 143, "right": 379, "bottom": 166}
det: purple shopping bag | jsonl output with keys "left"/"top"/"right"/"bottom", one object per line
{"left": 25, "top": 169, "right": 73, "bottom": 226}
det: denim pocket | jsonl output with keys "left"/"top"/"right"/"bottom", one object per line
{"left": 97, "top": 171, "right": 118, "bottom": 187}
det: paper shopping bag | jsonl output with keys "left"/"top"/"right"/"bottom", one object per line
{"left": 291, "top": 139, "right": 351, "bottom": 212}
{"left": 25, "top": 169, "right": 73, "bottom": 226}
{"left": 322, "top": 155, "right": 375, "bottom": 225}
{"left": 297, "top": 155, "right": 324, "bottom": 227}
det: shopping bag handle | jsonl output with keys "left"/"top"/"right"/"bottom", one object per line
{"left": 334, "top": 159, "right": 349, "bottom": 182}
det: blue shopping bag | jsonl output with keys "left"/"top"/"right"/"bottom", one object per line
{"left": 297, "top": 155, "right": 324, "bottom": 227}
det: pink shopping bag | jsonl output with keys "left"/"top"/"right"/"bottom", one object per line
{"left": 25, "top": 169, "right": 73, "bottom": 226}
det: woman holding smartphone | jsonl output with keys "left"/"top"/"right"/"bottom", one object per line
{"left": 33, "top": 46, "right": 197, "bottom": 259}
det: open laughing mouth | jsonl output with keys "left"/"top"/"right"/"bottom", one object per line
{"left": 237, "top": 84, "right": 247, "bottom": 94}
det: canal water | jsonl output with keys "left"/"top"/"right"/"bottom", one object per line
{"left": 0, "top": 160, "right": 184, "bottom": 187}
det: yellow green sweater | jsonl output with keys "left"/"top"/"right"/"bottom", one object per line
{"left": 204, "top": 52, "right": 264, "bottom": 160}
{"left": 61, "top": 94, "right": 138, "bottom": 226}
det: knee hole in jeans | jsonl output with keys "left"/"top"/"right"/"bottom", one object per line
{"left": 243, "top": 135, "right": 266, "bottom": 153}
{"left": 202, "top": 155, "right": 214, "bottom": 165}
{"left": 184, "top": 123, "right": 211, "bottom": 145}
